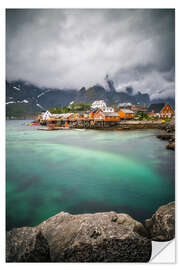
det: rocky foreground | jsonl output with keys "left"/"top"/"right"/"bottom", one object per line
{"left": 145, "top": 202, "right": 175, "bottom": 241}
{"left": 157, "top": 120, "right": 175, "bottom": 150}
{"left": 6, "top": 202, "right": 175, "bottom": 263}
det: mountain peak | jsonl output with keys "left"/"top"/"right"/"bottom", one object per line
{"left": 105, "top": 74, "right": 116, "bottom": 92}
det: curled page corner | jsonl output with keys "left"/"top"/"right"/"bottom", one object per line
{"left": 150, "top": 239, "right": 175, "bottom": 263}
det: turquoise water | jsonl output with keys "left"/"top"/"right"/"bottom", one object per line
{"left": 6, "top": 120, "right": 175, "bottom": 230}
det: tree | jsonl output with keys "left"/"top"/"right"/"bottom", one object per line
{"left": 134, "top": 111, "right": 150, "bottom": 120}
{"left": 48, "top": 103, "right": 90, "bottom": 114}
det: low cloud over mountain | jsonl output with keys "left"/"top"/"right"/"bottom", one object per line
{"left": 6, "top": 9, "right": 175, "bottom": 99}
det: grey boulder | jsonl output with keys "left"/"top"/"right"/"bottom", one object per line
{"left": 6, "top": 211, "right": 152, "bottom": 262}
{"left": 145, "top": 202, "right": 175, "bottom": 241}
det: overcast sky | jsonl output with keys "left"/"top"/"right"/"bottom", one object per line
{"left": 6, "top": 9, "right": 175, "bottom": 99}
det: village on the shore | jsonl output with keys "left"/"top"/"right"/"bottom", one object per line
{"left": 35, "top": 100, "right": 175, "bottom": 129}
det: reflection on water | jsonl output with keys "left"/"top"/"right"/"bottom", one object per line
{"left": 6, "top": 120, "right": 175, "bottom": 230}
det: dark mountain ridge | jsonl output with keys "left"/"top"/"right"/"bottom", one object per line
{"left": 6, "top": 80, "right": 175, "bottom": 117}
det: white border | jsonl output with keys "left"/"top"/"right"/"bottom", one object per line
{"left": 0, "top": 6, "right": 5, "bottom": 265}
{"left": 1, "top": 1, "right": 179, "bottom": 268}
{"left": 0, "top": 0, "right": 178, "bottom": 9}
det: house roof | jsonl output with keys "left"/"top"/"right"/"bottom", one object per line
{"left": 91, "top": 100, "right": 106, "bottom": 106}
{"left": 131, "top": 105, "right": 147, "bottom": 111}
{"left": 61, "top": 113, "right": 74, "bottom": 119}
{"left": 120, "top": 109, "right": 134, "bottom": 113}
{"left": 147, "top": 103, "right": 165, "bottom": 113}
{"left": 103, "top": 112, "right": 119, "bottom": 117}
{"left": 117, "top": 102, "right": 132, "bottom": 107}
{"left": 91, "top": 108, "right": 102, "bottom": 113}
{"left": 102, "top": 107, "right": 114, "bottom": 111}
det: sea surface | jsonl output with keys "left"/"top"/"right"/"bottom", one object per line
{"left": 6, "top": 120, "right": 175, "bottom": 230}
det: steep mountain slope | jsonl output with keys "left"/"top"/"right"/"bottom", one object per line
{"left": 75, "top": 85, "right": 150, "bottom": 106}
{"left": 151, "top": 97, "right": 175, "bottom": 109}
{"left": 38, "top": 89, "right": 76, "bottom": 108}
{"left": 75, "top": 85, "right": 108, "bottom": 104}
{"left": 6, "top": 80, "right": 76, "bottom": 117}
{"left": 6, "top": 103, "right": 40, "bottom": 119}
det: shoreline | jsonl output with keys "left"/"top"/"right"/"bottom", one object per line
{"left": 67, "top": 121, "right": 175, "bottom": 151}
{"left": 81, "top": 122, "right": 164, "bottom": 131}
{"left": 7, "top": 119, "right": 175, "bottom": 149}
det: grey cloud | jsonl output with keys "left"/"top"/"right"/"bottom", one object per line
{"left": 6, "top": 9, "right": 175, "bottom": 98}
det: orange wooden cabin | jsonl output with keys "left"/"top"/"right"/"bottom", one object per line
{"left": 47, "top": 117, "right": 56, "bottom": 122}
{"left": 36, "top": 114, "right": 43, "bottom": 121}
{"left": 131, "top": 105, "right": 147, "bottom": 112}
{"left": 94, "top": 111, "right": 120, "bottom": 121}
{"left": 84, "top": 114, "right": 89, "bottom": 121}
{"left": 68, "top": 114, "right": 75, "bottom": 121}
{"left": 73, "top": 113, "right": 84, "bottom": 121}
{"left": 89, "top": 109, "right": 102, "bottom": 120}
{"left": 47, "top": 123, "right": 56, "bottom": 130}
{"left": 118, "top": 109, "right": 134, "bottom": 119}
{"left": 147, "top": 103, "right": 174, "bottom": 118}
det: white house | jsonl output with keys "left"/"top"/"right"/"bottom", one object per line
{"left": 102, "top": 107, "right": 114, "bottom": 112}
{"left": 41, "top": 110, "right": 52, "bottom": 120}
{"left": 91, "top": 100, "right": 114, "bottom": 112}
{"left": 91, "top": 100, "right": 107, "bottom": 110}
